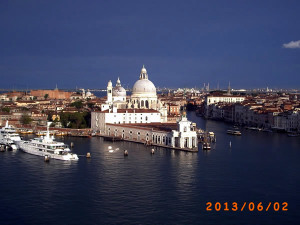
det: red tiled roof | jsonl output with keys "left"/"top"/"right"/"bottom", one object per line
{"left": 107, "top": 122, "right": 177, "bottom": 132}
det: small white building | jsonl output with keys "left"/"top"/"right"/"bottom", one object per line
{"left": 206, "top": 94, "right": 245, "bottom": 106}
{"left": 171, "top": 115, "right": 198, "bottom": 149}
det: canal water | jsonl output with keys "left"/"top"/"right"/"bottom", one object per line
{"left": 0, "top": 111, "right": 299, "bottom": 224}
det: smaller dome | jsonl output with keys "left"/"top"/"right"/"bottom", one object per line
{"left": 112, "top": 86, "right": 126, "bottom": 97}
{"left": 86, "top": 89, "right": 92, "bottom": 97}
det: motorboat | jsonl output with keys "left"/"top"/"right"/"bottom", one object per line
{"left": 227, "top": 130, "right": 242, "bottom": 135}
{"left": 202, "top": 142, "right": 211, "bottom": 150}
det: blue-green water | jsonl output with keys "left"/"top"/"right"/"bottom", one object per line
{"left": 0, "top": 111, "right": 299, "bottom": 224}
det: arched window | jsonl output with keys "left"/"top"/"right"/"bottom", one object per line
{"left": 141, "top": 100, "right": 144, "bottom": 107}
{"left": 145, "top": 100, "right": 149, "bottom": 108}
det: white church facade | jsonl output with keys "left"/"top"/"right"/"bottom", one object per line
{"left": 91, "top": 65, "right": 198, "bottom": 150}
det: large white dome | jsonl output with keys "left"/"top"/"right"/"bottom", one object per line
{"left": 132, "top": 79, "right": 156, "bottom": 95}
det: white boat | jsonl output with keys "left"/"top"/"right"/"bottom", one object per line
{"left": 0, "top": 121, "right": 21, "bottom": 150}
{"left": 18, "top": 122, "right": 78, "bottom": 161}
{"left": 202, "top": 142, "right": 211, "bottom": 150}
{"left": 227, "top": 130, "right": 242, "bottom": 135}
{"left": 287, "top": 133, "right": 300, "bottom": 137}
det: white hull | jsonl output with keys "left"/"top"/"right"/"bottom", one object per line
{"left": 18, "top": 142, "right": 78, "bottom": 161}
{"left": 0, "top": 121, "right": 21, "bottom": 150}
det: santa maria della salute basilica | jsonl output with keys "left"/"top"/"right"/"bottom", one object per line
{"left": 91, "top": 65, "right": 198, "bottom": 151}
{"left": 101, "top": 65, "right": 167, "bottom": 120}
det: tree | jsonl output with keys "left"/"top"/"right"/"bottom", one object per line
{"left": 59, "top": 112, "right": 91, "bottom": 129}
{"left": 87, "top": 102, "right": 95, "bottom": 109}
{"left": 70, "top": 100, "right": 83, "bottom": 109}
{"left": 20, "top": 115, "right": 32, "bottom": 125}
{"left": 47, "top": 114, "right": 53, "bottom": 121}
{"left": 1, "top": 107, "right": 10, "bottom": 113}
{"left": 44, "top": 94, "right": 49, "bottom": 99}
{"left": 59, "top": 112, "right": 70, "bottom": 128}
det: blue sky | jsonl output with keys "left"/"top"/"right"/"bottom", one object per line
{"left": 0, "top": 0, "right": 299, "bottom": 89}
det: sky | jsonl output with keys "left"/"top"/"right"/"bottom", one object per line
{"left": 0, "top": 0, "right": 300, "bottom": 90}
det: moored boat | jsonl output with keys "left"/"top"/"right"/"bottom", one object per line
{"left": 202, "top": 142, "right": 211, "bottom": 150}
{"left": 227, "top": 130, "right": 242, "bottom": 135}
{"left": 0, "top": 121, "right": 21, "bottom": 150}
{"left": 18, "top": 123, "right": 78, "bottom": 161}
{"left": 55, "top": 131, "right": 68, "bottom": 136}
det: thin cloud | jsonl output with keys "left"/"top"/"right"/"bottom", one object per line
{"left": 283, "top": 40, "right": 300, "bottom": 49}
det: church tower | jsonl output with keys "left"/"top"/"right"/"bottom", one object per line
{"left": 107, "top": 80, "right": 113, "bottom": 103}
{"left": 227, "top": 81, "right": 231, "bottom": 95}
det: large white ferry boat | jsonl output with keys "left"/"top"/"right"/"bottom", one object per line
{"left": 18, "top": 123, "right": 78, "bottom": 161}
{"left": 0, "top": 121, "right": 21, "bottom": 150}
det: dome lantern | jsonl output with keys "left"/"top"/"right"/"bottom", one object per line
{"left": 139, "top": 65, "right": 148, "bottom": 80}
{"left": 116, "top": 77, "right": 121, "bottom": 87}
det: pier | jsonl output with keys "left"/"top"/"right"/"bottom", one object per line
{"left": 96, "top": 133, "right": 198, "bottom": 152}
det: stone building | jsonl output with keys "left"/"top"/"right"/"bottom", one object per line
{"left": 102, "top": 114, "right": 197, "bottom": 150}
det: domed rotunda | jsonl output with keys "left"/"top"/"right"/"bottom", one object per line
{"left": 112, "top": 77, "right": 126, "bottom": 102}
{"left": 129, "top": 65, "right": 158, "bottom": 109}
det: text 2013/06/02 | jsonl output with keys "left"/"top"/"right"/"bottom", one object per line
{"left": 206, "top": 202, "right": 288, "bottom": 212}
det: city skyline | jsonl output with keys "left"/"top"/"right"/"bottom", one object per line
{"left": 1, "top": 0, "right": 300, "bottom": 89}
